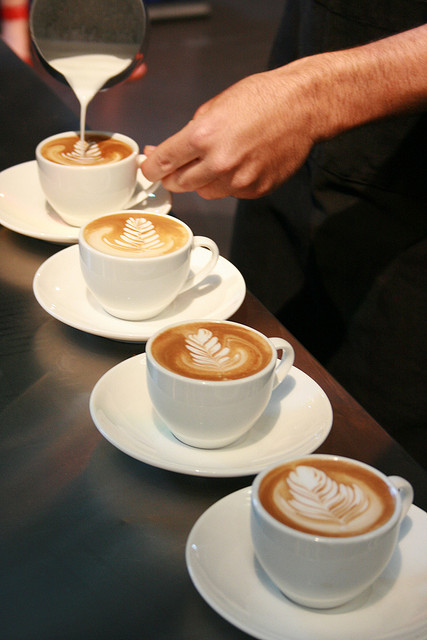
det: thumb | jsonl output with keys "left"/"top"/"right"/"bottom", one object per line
{"left": 193, "top": 96, "right": 216, "bottom": 119}
{"left": 143, "top": 145, "right": 157, "bottom": 156}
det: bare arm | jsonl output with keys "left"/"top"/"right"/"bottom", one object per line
{"left": 141, "top": 24, "right": 427, "bottom": 200}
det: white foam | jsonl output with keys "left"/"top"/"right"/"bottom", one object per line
{"left": 185, "top": 329, "right": 245, "bottom": 373}
{"left": 49, "top": 53, "right": 132, "bottom": 145}
{"left": 61, "top": 139, "right": 102, "bottom": 164}
{"left": 272, "top": 465, "right": 384, "bottom": 535}
{"left": 104, "top": 217, "right": 165, "bottom": 253}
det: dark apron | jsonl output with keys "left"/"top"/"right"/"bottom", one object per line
{"left": 230, "top": 0, "right": 427, "bottom": 464}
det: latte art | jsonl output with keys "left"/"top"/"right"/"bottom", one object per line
{"left": 62, "top": 139, "right": 103, "bottom": 164}
{"left": 41, "top": 134, "right": 133, "bottom": 166}
{"left": 260, "top": 458, "right": 396, "bottom": 537}
{"left": 83, "top": 213, "right": 189, "bottom": 257}
{"left": 104, "top": 217, "right": 165, "bottom": 253}
{"left": 151, "top": 322, "right": 273, "bottom": 381}
{"left": 185, "top": 329, "right": 246, "bottom": 374}
{"left": 274, "top": 466, "right": 370, "bottom": 534}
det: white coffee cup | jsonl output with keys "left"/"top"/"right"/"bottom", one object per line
{"left": 79, "top": 211, "right": 219, "bottom": 320}
{"left": 251, "top": 454, "right": 413, "bottom": 608}
{"left": 145, "top": 320, "right": 295, "bottom": 448}
{"left": 36, "top": 131, "right": 156, "bottom": 226}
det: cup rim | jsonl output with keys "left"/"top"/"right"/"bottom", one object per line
{"left": 251, "top": 454, "right": 402, "bottom": 543}
{"left": 145, "top": 319, "right": 280, "bottom": 386}
{"left": 36, "top": 130, "right": 139, "bottom": 170}
{"left": 78, "top": 210, "right": 194, "bottom": 261}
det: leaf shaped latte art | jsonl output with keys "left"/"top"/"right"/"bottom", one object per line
{"left": 105, "top": 217, "right": 165, "bottom": 252}
{"left": 62, "top": 139, "right": 103, "bottom": 164}
{"left": 283, "top": 465, "right": 370, "bottom": 525}
{"left": 185, "top": 329, "right": 242, "bottom": 372}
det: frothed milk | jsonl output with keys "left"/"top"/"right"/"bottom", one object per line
{"left": 49, "top": 53, "right": 132, "bottom": 154}
{"left": 41, "top": 133, "right": 133, "bottom": 166}
{"left": 36, "top": 132, "right": 140, "bottom": 226}
{"left": 150, "top": 321, "right": 273, "bottom": 381}
{"left": 251, "top": 455, "right": 413, "bottom": 608}
{"left": 259, "top": 457, "right": 396, "bottom": 537}
{"left": 146, "top": 320, "right": 294, "bottom": 447}
{"left": 80, "top": 213, "right": 218, "bottom": 320}
{"left": 83, "top": 213, "right": 189, "bottom": 257}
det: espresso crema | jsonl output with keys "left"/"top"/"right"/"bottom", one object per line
{"left": 83, "top": 213, "right": 189, "bottom": 257}
{"left": 259, "top": 458, "right": 396, "bottom": 537}
{"left": 150, "top": 322, "right": 272, "bottom": 381}
{"left": 41, "top": 134, "right": 133, "bottom": 166}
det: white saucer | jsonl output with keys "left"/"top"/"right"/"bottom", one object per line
{"left": 89, "top": 354, "right": 332, "bottom": 476}
{"left": 186, "top": 488, "right": 427, "bottom": 640}
{"left": 0, "top": 160, "right": 171, "bottom": 243}
{"left": 33, "top": 245, "right": 246, "bottom": 341}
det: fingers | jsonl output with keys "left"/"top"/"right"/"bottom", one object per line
{"left": 141, "top": 145, "right": 231, "bottom": 198}
{"left": 195, "top": 182, "right": 231, "bottom": 200}
{"left": 143, "top": 145, "right": 156, "bottom": 156}
{"left": 139, "top": 82, "right": 277, "bottom": 198}
{"left": 140, "top": 121, "right": 201, "bottom": 183}
{"left": 141, "top": 140, "right": 267, "bottom": 199}
{"left": 193, "top": 95, "right": 215, "bottom": 119}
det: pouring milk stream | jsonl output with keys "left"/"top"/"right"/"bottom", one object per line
{"left": 30, "top": 0, "right": 147, "bottom": 159}
{"left": 47, "top": 54, "right": 132, "bottom": 156}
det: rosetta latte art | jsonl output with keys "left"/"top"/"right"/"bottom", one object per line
{"left": 150, "top": 322, "right": 272, "bottom": 381}
{"left": 104, "top": 217, "right": 165, "bottom": 253}
{"left": 185, "top": 329, "right": 243, "bottom": 373}
{"left": 271, "top": 465, "right": 379, "bottom": 535}
{"left": 284, "top": 466, "right": 369, "bottom": 524}
{"left": 62, "top": 139, "right": 103, "bottom": 164}
{"left": 84, "top": 212, "right": 189, "bottom": 257}
{"left": 41, "top": 134, "right": 133, "bottom": 166}
{"left": 260, "top": 459, "right": 395, "bottom": 536}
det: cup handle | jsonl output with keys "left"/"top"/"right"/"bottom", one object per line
{"left": 137, "top": 153, "right": 161, "bottom": 195}
{"left": 180, "top": 236, "right": 219, "bottom": 293}
{"left": 388, "top": 476, "right": 414, "bottom": 522}
{"left": 269, "top": 337, "right": 295, "bottom": 389}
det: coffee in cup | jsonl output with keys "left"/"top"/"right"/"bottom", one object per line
{"left": 79, "top": 212, "right": 219, "bottom": 320}
{"left": 40, "top": 133, "right": 134, "bottom": 166}
{"left": 251, "top": 455, "right": 413, "bottom": 608}
{"left": 150, "top": 320, "right": 273, "bottom": 381}
{"left": 146, "top": 320, "right": 295, "bottom": 448}
{"left": 259, "top": 456, "right": 396, "bottom": 537}
{"left": 83, "top": 211, "right": 189, "bottom": 257}
{"left": 36, "top": 131, "right": 155, "bottom": 226}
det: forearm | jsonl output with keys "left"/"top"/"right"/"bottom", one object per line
{"left": 141, "top": 24, "right": 427, "bottom": 198}
{"left": 278, "top": 24, "right": 427, "bottom": 144}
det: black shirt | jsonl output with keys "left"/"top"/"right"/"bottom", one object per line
{"left": 230, "top": 0, "right": 427, "bottom": 466}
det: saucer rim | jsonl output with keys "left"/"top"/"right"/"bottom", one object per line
{"left": 0, "top": 159, "right": 171, "bottom": 243}
{"left": 186, "top": 487, "right": 427, "bottom": 640}
{"left": 89, "top": 353, "right": 333, "bottom": 477}
{"left": 33, "top": 245, "right": 246, "bottom": 342}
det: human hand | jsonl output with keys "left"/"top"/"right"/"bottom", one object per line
{"left": 141, "top": 25, "right": 427, "bottom": 200}
{"left": 141, "top": 64, "right": 318, "bottom": 199}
